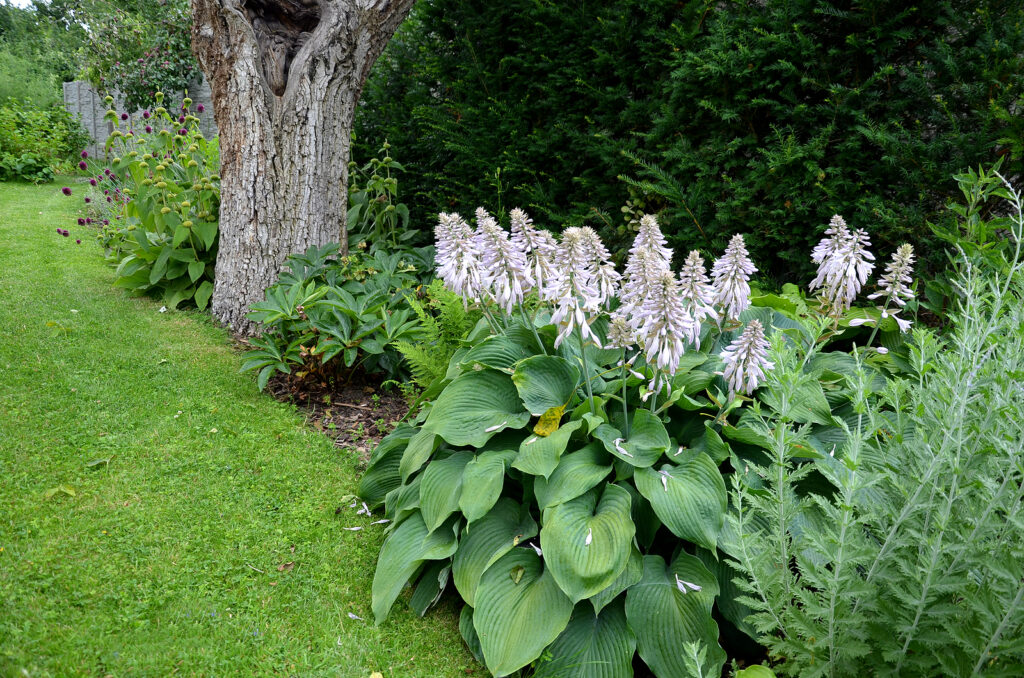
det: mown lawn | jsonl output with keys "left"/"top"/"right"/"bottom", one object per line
{"left": 0, "top": 182, "right": 474, "bottom": 677}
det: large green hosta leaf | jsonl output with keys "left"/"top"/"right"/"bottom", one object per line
{"left": 459, "top": 448, "right": 517, "bottom": 523}
{"left": 625, "top": 554, "right": 725, "bottom": 678}
{"left": 420, "top": 451, "right": 473, "bottom": 532}
{"left": 593, "top": 409, "right": 670, "bottom": 468}
{"left": 541, "top": 484, "right": 635, "bottom": 603}
{"left": 371, "top": 511, "right": 459, "bottom": 624}
{"left": 513, "top": 419, "right": 583, "bottom": 478}
{"left": 589, "top": 544, "right": 642, "bottom": 615}
{"left": 474, "top": 548, "right": 574, "bottom": 677}
{"left": 534, "top": 443, "right": 613, "bottom": 511}
{"left": 452, "top": 498, "right": 538, "bottom": 607}
{"left": 399, "top": 427, "right": 440, "bottom": 481}
{"left": 533, "top": 599, "right": 636, "bottom": 678}
{"left": 357, "top": 426, "right": 412, "bottom": 508}
{"left": 424, "top": 368, "right": 531, "bottom": 447}
{"left": 634, "top": 457, "right": 726, "bottom": 552}
{"left": 511, "top": 355, "right": 581, "bottom": 416}
{"left": 459, "top": 335, "right": 533, "bottom": 372}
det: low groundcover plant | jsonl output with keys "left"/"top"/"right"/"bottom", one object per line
{"left": 358, "top": 203, "right": 916, "bottom": 677}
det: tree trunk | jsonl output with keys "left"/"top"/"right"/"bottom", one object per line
{"left": 190, "top": 0, "right": 415, "bottom": 334}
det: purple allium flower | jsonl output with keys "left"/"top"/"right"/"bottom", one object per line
{"left": 474, "top": 207, "right": 532, "bottom": 314}
{"left": 678, "top": 250, "right": 718, "bottom": 327}
{"left": 143, "top": 110, "right": 151, "bottom": 119}
{"left": 637, "top": 270, "right": 698, "bottom": 375}
{"left": 79, "top": 161, "right": 87, "bottom": 170}
{"left": 103, "top": 219, "right": 109, "bottom": 225}
{"left": 61, "top": 187, "right": 72, "bottom": 196}
{"left": 178, "top": 115, "right": 186, "bottom": 123}
{"left": 106, "top": 196, "right": 112, "bottom": 203}
{"left": 145, "top": 125, "right": 153, "bottom": 133}
{"left": 809, "top": 228, "right": 875, "bottom": 315}
{"left": 435, "top": 212, "right": 484, "bottom": 303}
{"left": 76, "top": 239, "right": 81, "bottom": 244}
{"left": 77, "top": 218, "right": 85, "bottom": 225}
{"left": 81, "top": 150, "right": 88, "bottom": 159}
{"left": 84, "top": 197, "right": 91, "bottom": 204}
{"left": 89, "top": 178, "right": 97, "bottom": 186}
{"left": 178, "top": 129, "right": 187, "bottom": 136}
{"left": 719, "top": 319, "right": 774, "bottom": 400}
{"left": 103, "top": 189, "right": 109, "bottom": 195}
{"left": 61, "top": 230, "right": 69, "bottom": 237}
{"left": 56, "top": 227, "right": 61, "bottom": 233}
{"left": 120, "top": 113, "right": 128, "bottom": 121}
{"left": 104, "top": 168, "right": 112, "bottom": 176}
{"left": 197, "top": 104, "right": 205, "bottom": 113}
{"left": 711, "top": 234, "right": 757, "bottom": 322}
{"left": 85, "top": 218, "right": 92, "bottom": 224}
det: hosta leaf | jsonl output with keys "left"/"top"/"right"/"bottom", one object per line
{"left": 593, "top": 409, "right": 670, "bottom": 468}
{"left": 371, "top": 511, "right": 459, "bottom": 624}
{"left": 513, "top": 419, "right": 583, "bottom": 478}
{"left": 625, "top": 554, "right": 725, "bottom": 678}
{"left": 589, "top": 544, "right": 642, "bottom": 615}
{"left": 534, "top": 405, "right": 566, "bottom": 436}
{"left": 409, "top": 561, "right": 450, "bottom": 617}
{"left": 541, "top": 484, "right": 635, "bottom": 603}
{"left": 384, "top": 474, "right": 421, "bottom": 524}
{"left": 534, "top": 443, "right": 613, "bottom": 511}
{"left": 425, "top": 369, "right": 531, "bottom": 447}
{"left": 452, "top": 498, "right": 538, "bottom": 607}
{"left": 533, "top": 599, "right": 636, "bottom": 678}
{"left": 459, "top": 335, "right": 532, "bottom": 372}
{"left": 474, "top": 548, "right": 573, "bottom": 677}
{"left": 399, "top": 428, "right": 439, "bottom": 481}
{"left": 459, "top": 449, "right": 517, "bottom": 523}
{"left": 459, "top": 604, "right": 485, "bottom": 665}
{"left": 420, "top": 451, "right": 473, "bottom": 532}
{"left": 634, "top": 458, "right": 726, "bottom": 552}
{"left": 357, "top": 432, "right": 409, "bottom": 508}
{"left": 512, "top": 355, "right": 580, "bottom": 416}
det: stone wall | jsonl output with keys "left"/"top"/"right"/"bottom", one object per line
{"left": 63, "top": 78, "right": 218, "bottom": 158}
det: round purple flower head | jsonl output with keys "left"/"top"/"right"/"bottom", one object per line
{"left": 81, "top": 150, "right": 88, "bottom": 159}
{"left": 106, "top": 197, "right": 112, "bottom": 203}
{"left": 61, "top": 230, "right": 69, "bottom": 237}
{"left": 178, "top": 115, "right": 186, "bottom": 124}
{"left": 76, "top": 239, "right": 81, "bottom": 244}
{"left": 85, "top": 218, "right": 92, "bottom": 224}
{"left": 55, "top": 227, "right": 61, "bottom": 234}
{"left": 120, "top": 113, "right": 128, "bottom": 121}
{"left": 197, "top": 104, "right": 205, "bottom": 113}
{"left": 103, "top": 219, "right": 109, "bottom": 225}
{"left": 89, "top": 178, "right": 97, "bottom": 186}
{"left": 143, "top": 110, "right": 151, "bottom": 119}
{"left": 79, "top": 161, "right": 87, "bottom": 170}
{"left": 61, "top": 187, "right": 72, "bottom": 196}
{"left": 145, "top": 125, "right": 153, "bottom": 133}
{"left": 84, "top": 197, "right": 91, "bottom": 204}
{"left": 77, "top": 218, "right": 85, "bottom": 225}
{"left": 178, "top": 128, "right": 187, "bottom": 136}
{"left": 104, "top": 168, "right": 112, "bottom": 176}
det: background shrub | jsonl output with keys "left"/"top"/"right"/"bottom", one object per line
{"left": 355, "top": 0, "right": 1024, "bottom": 280}
{"left": 0, "top": 101, "right": 88, "bottom": 181}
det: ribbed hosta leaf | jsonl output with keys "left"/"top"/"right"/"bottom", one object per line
{"left": 634, "top": 457, "right": 726, "bottom": 552}
{"left": 459, "top": 448, "right": 517, "bottom": 523}
{"left": 459, "top": 335, "right": 533, "bottom": 371}
{"left": 512, "top": 355, "right": 581, "bottom": 416}
{"left": 534, "top": 443, "right": 613, "bottom": 511}
{"left": 399, "top": 427, "right": 439, "bottom": 481}
{"left": 474, "top": 548, "right": 573, "bottom": 677}
{"left": 514, "top": 419, "right": 583, "bottom": 478}
{"left": 384, "top": 473, "right": 421, "bottom": 524}
{"left": 372, "top": 511, "right": 459, "bottom": 624}
{"left": 625, "top": 554, "right": 725, "bottom": 678}
{"left": 533, "top": 599, "right": 636, "bottom": 678}
{"left": 593, "top": 409, "right": 670, "bottom": 468}
{"left": 420, "top": 451, "right": 473, "bottom": 532}
{"left": 589, "top": 544, "right": 642, "bottom": 615}
{"left": 425, "top": 369, "right": 531, "bottom": 447}
{"left": 409, "top": 560, "right": 450, "bottom": 617}
{"left": 358, "top": 428, "right": 410, "bottom": 508}
{"left": 541, "top": 484, "right": 635, "bottom": 603}
{"left": 459, "top": 604, "right": 485, "bottom": 665}
{"left": 452, "top": 498, "right": 538, "bottom": 607}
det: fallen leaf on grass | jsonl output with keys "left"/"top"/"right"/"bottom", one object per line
{"left": 370, "top": 672, "right": 383, "bottom": 678}
{"left": 44, "top": 485, "right": 76, "bottom": 500}
{"left": 85, "top": 457, "right": 113, "bottom": 470}
{"left": 277, "top": 562, "right": 294, "bottom": 572}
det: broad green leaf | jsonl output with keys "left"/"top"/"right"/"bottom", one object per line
{"left": 696, "top": 547, "right": 756, "bottom": 640}
{"left": 541, "top": 485, "right": 635, "bottom": 603}
{"left": 474, "top": 548, "right": 573, "bottom": 677}
{"left": 460, "top": 605, "right": 485, "bottom": 665}
{"left": 758, "top": 380, "right": 833, "bottom": 425}
{"left": 625, "top": 554, "right": 725, "bottom": 678}
{"left": 420, "top": 451, "right": 473, "bottom": 532}
{"left": 736, "top": 666, "right": 777, "bottom": 678}
{"left": 452, "top": 498, "right": 538, "bottom": 606}
{"left": 703, "top": 425, "right": 732, "bottom": 464}
{"left": 399, "top": 428, "right": 440, "bottom": 481}
{"left": 513, "top": 420, "right": 583, "bottom": 478}
{"left": 384, "top": 474, "right": 421, "bottom": 524}
{"left": 589, "top": 544, "right": 642, "bottom": 615}
{"left": 634, "top": 458, "right": 726, "bottom": 552}
{"left": 459, "top": 448, "right": 517, "bottom": 523}
{"left": 459, "top": 335, "right": 532, "bottom": 372}
{"left": 593, "top": 409, "right": 670, "bottom": 468}
{"left": 722, "top": 424, "right": 773, "bottom": 450}
{"left": 534, "top": 443, "right": 613, "bottom": 511}
{"left": 194, "top": 280, "right": 214, "bottom": 311}
{"left": 409, "top": 561, "right": 450, "bottom": 617}
{"left": 371, "top": 511, "right": 458, "bottom": 624}
{"left": 425, "top": 369, "right": 531, "bottom": 448}
{"left": 533, "top": 599, "right": 636, "bottom": 678}
{"left": 511, "top": 355, "right": 580, "bottom": 416}
{"left": 188, "top": 259, "right": 205, "bottom": 283}
{"left": 357, "top": 432, "right": 408, "bottom": 508}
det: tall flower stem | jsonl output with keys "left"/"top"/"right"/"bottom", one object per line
{"left": 577, "top": 326, "right": 596, "bottom": 415}
{"left": 479, "top": 304, "right": 502, "bottom": 335}
{"left": 620, "top": 348, "right": 631, "bottom": 438}
{"left": 864, "top": 300, "right": 889, "bottom": 350}
{"left": 649, "top": 372, "right": 661, "bottom": 413}
{"left": 519, "top": 303, "right": 547, "bottom": 355}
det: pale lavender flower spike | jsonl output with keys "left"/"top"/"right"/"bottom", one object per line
{"left": 549, "top": 227, "right": 604, "bottom": 347}
{"left": 810, "top": 227, "right": 875, "bottom": 314}
{"left": 605, "top": 313, "right": 636, "bottom": 350}
{"left": 620, "top": 214, "right": 672, "bottom": 319}
{"left": 678, "top": 250, "right": 718, "bottom": 327}
{"left": 510, "top": 208, "right": 558, "bottom": 297}
{"left": 578, "top": 227, "right": 621, "bottom": 307}
{"left": 711, "top": 234, "right": 757, "bottom": 321}
{"left": 474, "top": 207, "right": 533, "bottom": 314}
{"left": 435, "top": 212, "right": 484, "bottom": 303}
{"left": 811, "top": 214, "right": 851, "bottom": 264}
{"left": 868, "top": 243, "right": 915, "bottom": 332}
{"left": 719, "top": 319, "right": 774, "bottom": 400}
{"left": 638, "top": 270, "right": 698, "bottom": 376}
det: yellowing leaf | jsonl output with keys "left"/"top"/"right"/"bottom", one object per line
{"left": 533, "top": 405, "right": 565, "bottom": 437}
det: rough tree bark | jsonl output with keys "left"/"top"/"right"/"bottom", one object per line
{"left": 190, "top": 0, "right": 415, "bottom": 334}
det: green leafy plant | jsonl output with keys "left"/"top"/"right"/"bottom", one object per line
{"left": 358, "top": 207, "right": 916, "bottom": 677}
{"left": 0, "top": 101, "right": 89, "bottom": 180}
{"left": 726, "top": 172, "right": 1024, "bottom": 677}
{"left": 69, "top": 92, "right": 220, "bottom": 309}
{"left": 347, "top": 140, "right": 417, "bottom": 249}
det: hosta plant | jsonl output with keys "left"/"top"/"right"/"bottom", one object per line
{"left": 359, "top": 207, "right": 916, "bottom": 677}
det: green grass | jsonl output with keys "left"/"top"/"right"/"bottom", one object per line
{"left": 0, "top": 182, "right": 475, "bottom": 677}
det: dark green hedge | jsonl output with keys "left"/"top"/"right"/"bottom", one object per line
{"left": 354, "top": 0, "right": 1024, "bottom": 279}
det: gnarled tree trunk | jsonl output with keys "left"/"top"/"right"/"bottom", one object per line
{"left": 190, "top": 0, "right": 415, "bottom": 334}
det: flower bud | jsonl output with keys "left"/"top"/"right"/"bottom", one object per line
{"left": 156, "top": 181, "right": 167, "bottom": 189}
{"left": 183, "top": 220, "right": 193, "bottom": 228}
{"left": 155, "top": 92, "right": 164, "bottom": 103}
{"left": 161, "top": 207, "right": 171, "bottom": 214}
